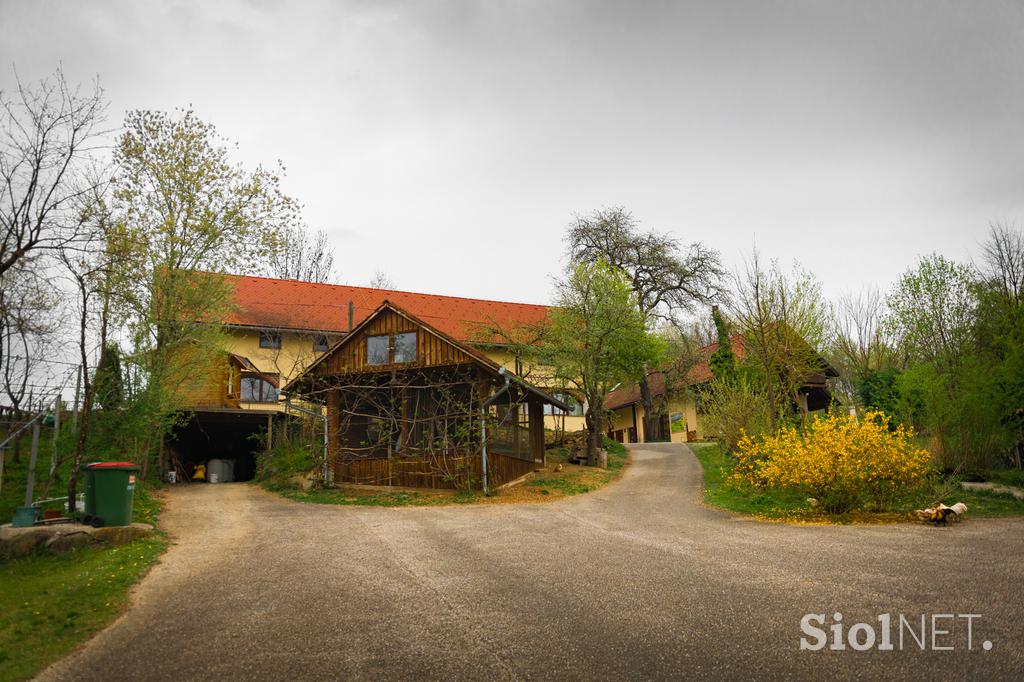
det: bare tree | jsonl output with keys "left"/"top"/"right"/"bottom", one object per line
{"left": 830, "top": 287, "right": 898, "bottom": 402}
{"left": 0, "top": 68, "right": 107, "bottom": 278}
{"left": 58, "top": 193, "right": 112, "bottom": 514}
{"left": 370, "top": 270, "right": 394, "bottom": 289}
{"left": 980, "top": 222, "right": 1024, "bottom": 307}
{"left": 265, "top": 224, "right": 338, "bottom": 283}
{"left": 567, "top": 207, "right": 724, "bottom": 441}
{"left": 0, "top": 261, "right": 58, "bottom": 462}
{"left": 730, "top": 250, "right": 831, "bottom": 427}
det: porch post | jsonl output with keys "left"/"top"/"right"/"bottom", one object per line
{"left": 529, "top": 399, "right": 545, "bottom": 465}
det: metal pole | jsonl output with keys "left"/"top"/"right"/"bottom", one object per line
{"left": 50, "top": 395, "right": 61, "bottom": 479}
{"left": 322, "top": 412, "right": 329, "bottom": 485}
{"left": 53, "top": 395, "right": 61, "bottom": 440}
{"left": 480, "top": 369, "right": 512, "bottom": 495}
{"left": 24, "top": 421, "right": 41, "bottom": 507}
{"left": 479, "top": 406, "right": 488, "bottom": 494}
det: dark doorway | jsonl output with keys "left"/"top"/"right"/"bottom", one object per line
{"left": 167, "top": 410, "right": 272, "bottom": 482}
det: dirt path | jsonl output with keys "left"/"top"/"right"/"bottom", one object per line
{"left": 37, "top": 444, "right": 1024, "bottom": 680}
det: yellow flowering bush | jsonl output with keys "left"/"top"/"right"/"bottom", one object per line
{"left": 731, "top": 411, "right": 931, "bottom": 513}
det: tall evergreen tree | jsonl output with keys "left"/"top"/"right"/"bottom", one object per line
{"left": 709, "top": 306, "right": 736, "bottom": 382}
{"left": 93, "top": 343, "right": 124, "bottom": 410}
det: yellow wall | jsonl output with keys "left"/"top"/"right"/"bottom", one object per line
{"left": 607, "top": 397, "right": 705, "bottom": 444}
{"left": 219, "top": 328, "right": 340, "bottom": 412}
{"left": 484, "top": 347, "right": 587, "bottom": 432}
{"left": 213, "top": 331, "right": 585, "bottom": 430}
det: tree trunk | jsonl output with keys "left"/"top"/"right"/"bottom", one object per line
{"left": 11, "top": 411, "right": 22, "bottom": 464}
{"left": 764, "top": 359, "right": 778, "bottom": 429}
{"left": 585, "top": 406, "right": 604, "bottom": 466}
{"left": 639, "top": 375, "right": 659, "bottom": 442}
{"left": 583, "top": 410, "right": 596, "bottom": 464}
{"left": 67, "top": 384, "right": 92, "bottom": 515}
{"left": 588, "top": 422, "right": 602, "bottom": 466}
{"left": 67, "top": 281, "right": 92, "bottom": 516}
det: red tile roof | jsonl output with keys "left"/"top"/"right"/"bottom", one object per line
{"left": 604, "top": 335, "right": 746, "bottom": 410}
{"left": 218, "top": 273, "right": 550, "bottom": 343}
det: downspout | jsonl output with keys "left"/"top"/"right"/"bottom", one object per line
{"left": 480, "top": 367, "right": 512, "bottom": 495}
{"left": 322, "top": 408, "right": 329, "bottom": 484}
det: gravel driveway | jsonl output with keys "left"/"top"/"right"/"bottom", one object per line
{"left": 38, "top": 444, "right": 1024, "bottom": 680}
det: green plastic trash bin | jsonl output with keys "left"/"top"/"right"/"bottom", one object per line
{"left": 81, "top": 462, "right": 140, "bottom": 527}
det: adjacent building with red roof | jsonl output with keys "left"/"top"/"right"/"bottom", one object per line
{"left": 605, "top": 333, "right": 834, "bottom": 444}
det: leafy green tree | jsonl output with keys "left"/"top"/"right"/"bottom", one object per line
{"left": 855, "top": 367, "right": 901, "bottom": 417}
{"left": 566, "top": 207, "right": 723, "bottom": 441}
{"left": 973, "top": 224, "right": 1024, "bottom": 468}
{"left": 700, "top": 373, "right": 771, "bottom": 453}
{"left": 538, "top": 258, "right": 666, "bottom": 464}
{"left": 885, "top": 254, "right": 976, "bottom": 374}
{"left": 885, "top": 253, "right": 989, "bottom": 469}
{"left": 109, "top": 108, "right": 302, "bottom": 476}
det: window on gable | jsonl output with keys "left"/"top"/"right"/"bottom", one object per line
{"left": 313, "top": 334, "right": 329, "bottom": 353}
{"left": 394, "top": 332, "right": 417, "bottom": 363}
{"left": 259, "top": 330, "right": 282, "bottom": 349}
{"left": 367, "top": 335, "right": 389, "bottom": 365}
{"left": 365, "top": 331, "right": 417, "bottom": 365}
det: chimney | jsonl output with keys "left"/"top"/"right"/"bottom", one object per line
{"left": 347, "top": 301, "right": 354, "bottom": 332}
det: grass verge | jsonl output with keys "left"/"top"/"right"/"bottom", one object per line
{"left": 268, "top": 437, "right": 630, "bottom": 507}
{"left": 0, "top": 485, "right": 166, "bottom": 682}
{"left": 689, "top": 441, "right": 1024, "bottom": 524}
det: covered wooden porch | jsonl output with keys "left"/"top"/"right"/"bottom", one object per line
{"left": 284, "top": 301, "right": 568, "bottom": 491}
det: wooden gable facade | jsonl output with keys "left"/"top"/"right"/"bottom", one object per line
{"left": 287, "top": 302, "right": 565, "bottom": 491}
{"left": 317, "top": 306, "right": 481, "bottom": 374}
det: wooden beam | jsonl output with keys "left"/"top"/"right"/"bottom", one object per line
{"left": 529, "top": 399, "right": 545, "bottom": 465}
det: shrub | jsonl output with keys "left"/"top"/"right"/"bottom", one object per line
{"left": 731, "top": 411, "right": 931, "bottom": 513}
{"left": 700, "top": 375, "right": 772, "bottom": 453}
{"left": 255, "top": 426, "right": 319, "bottom": 484}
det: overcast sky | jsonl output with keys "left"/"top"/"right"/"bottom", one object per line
{"left": 2, "top": 0, "right": 1022, "bottom": 306}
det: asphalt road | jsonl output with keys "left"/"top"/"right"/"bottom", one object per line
{"left": 39, "top": 444, "right": 1024, "bottom": 681}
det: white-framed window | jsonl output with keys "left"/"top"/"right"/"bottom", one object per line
{"left": 313, "top": 334, "right": 329, "bottom": 353}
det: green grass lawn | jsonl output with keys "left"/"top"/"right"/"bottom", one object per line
{"left": 0, "top": 478, "right": 166, "bottom": 682}
{"left": 0, "top": 535, "right": 166, "bottom": 682}
{"left": 525, "top": 438, "right": 628, "bottom": 496}
{"left": 688, "top": 441, "right": 1024, "bottom": 523}
{"left": 972, "top": 468, "right": 1024, "bottom": 489}
{"left": 0, "top": 427, "right": 102, "bottom": 524}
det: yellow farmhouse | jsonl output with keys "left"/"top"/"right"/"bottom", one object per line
{"left": 171, "top": 273, "right": 585, "bottom": 480}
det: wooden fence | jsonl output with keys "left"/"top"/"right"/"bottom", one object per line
{"left": 334, "top": 450, "right": 534, "bottom": 490}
